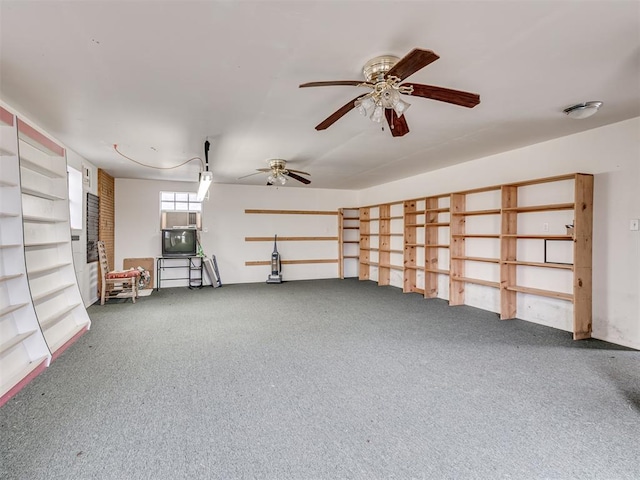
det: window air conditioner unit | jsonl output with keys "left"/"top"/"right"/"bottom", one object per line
{"left": 161, "top": 211, "right": 202, "bottom": 230}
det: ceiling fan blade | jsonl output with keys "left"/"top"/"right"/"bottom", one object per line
{"left": 385, "top": 109, "right": 410, "bottom": 137}
{"left": 266, "top": 182, "right": 273, "bottom": 186}
{"left": 386, "top": 49, "right": 439, "bottom": 81}
{"left": 285, "top": 171, "right": 311, "bottom": 185}
{"left": 237, "top": 171, "right": 264, "bottom": 180}
{"left": 287, "top": 168, "right": 311, "bottom": 176}
{"left": 300, "top": 81, "right": 366, "bottom": 88}
{"left": 403, "top": 83, "right": 480, "bottom": 108}
{"left": 315, "top": 95, "right": 364, "bottom": 131}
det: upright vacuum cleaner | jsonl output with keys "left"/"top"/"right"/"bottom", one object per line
{"left": 266, "top": 235, "right": 283, "bottom": 284}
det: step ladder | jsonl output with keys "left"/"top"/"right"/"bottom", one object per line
{"left": 203, "top": 255, "right": 222, "bottom": 288}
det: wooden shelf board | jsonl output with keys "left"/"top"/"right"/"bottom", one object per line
{"left": 502, "top": 202, "right": 575, "bottom": 213}
{"left": 21, "top": 186, "right": 66, "bottom": 201}
{"left": 451, "top": 276, "right": 499, "bottom": 288}
{"left": 425, "top": 244, "right": 450, "bottom": 248}
{"left": 502, "top": 234, "right": 573, "bottom": 240}
{"left": 343, "top": 216, "right": 359, "bottom": 220}
{"left": 451, "top": 234, "right": 500, "bottom": 239}
{"left": 0, "top": 303, "right": 28, "bottom": 318}
{"left": 404, "top": 223, "right": 425, "bottom": 227}
{"left": 425, "top": 268, "right": 450, "bottom": 275}
{"left": 504, "top": 173, "right": 578, "bottom": 188}
{"left": 0, "top": 330, "right": 38, "bottom": 356}
{"left": 343, "top": 255, "right": 359, "bottom": 259}
{"left": 502, "top": 260, "right": 574, "bottom": 270}
{"left": 32, "top": 283, "right": 74, "bottom": 303}
{"left": 451, "top": 256, "right": 500, "bottom": 264}
{"left": 378, "top": 263, "right": 403, "bottom": 271}
{"left": 452, "top": 209, "right": 501, "bottom": 216}
{"left": 244, "top": 209, "right": 337, "bottom": 215}
{"left": 0, "top": 273, "right": 23, "bottom": 283}
{"left": 342, "top": 227, "right": 360, "bottom": 230}
{"left": 39, "top": 303, "right": 82, "bottom": 329}
{"left": 27, "top": 262, "right": 72, "bottom": 276}
{"left": 342, "top": 241, "right": 360, "bottom": 244}
{"left": 505, "top": 285, "right": 573, "bottom": 301}
{"left": 424, "top": 208, "right": 450, "bottom": 213}
{"left": 404, "top": 243, "right": 423, "bottom": 247}
{"left": 425, "top": 222, "right": 450, "bottom": 227}
{"left": 404, "top": 265, "right": 425, "bottom": 271}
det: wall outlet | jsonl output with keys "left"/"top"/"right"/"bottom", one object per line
{"left": 631, "top": 219, "right": 639, "bottom": 231}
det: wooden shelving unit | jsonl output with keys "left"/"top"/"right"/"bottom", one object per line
{"left": 349, "top": 172, "right": 593, "bottom": 340}
{"left": 338, "top": 208, "right": 360, "bottom": 279}
{"left": 18, "top": 119, "right": 91, "bottom": 358}
{"left": 449, "top": 186, "right": 502, "bottom": 306}
{"left": 500, "top": 173, "right": 592, "bottom": 339}
{"left": 0, "top": 107, "right": 51, "bottom": 406}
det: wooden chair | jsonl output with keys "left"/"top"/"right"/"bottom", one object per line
{"left": 97, "top": 241, "right": 140, "bottom": 305}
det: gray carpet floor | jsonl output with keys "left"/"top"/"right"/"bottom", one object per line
{"left": 1, "top": 278, "right": 639, "bottom": 480}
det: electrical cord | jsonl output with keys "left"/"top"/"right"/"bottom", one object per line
{"left": 113, "top": 144, "right": 204, "bottom": 170}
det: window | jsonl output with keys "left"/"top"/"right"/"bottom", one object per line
{"left": 160, "top": 191, "right": 202, "bottom": 212}
{"left": 67, "top": 166, "right": 82, "bottom": 230}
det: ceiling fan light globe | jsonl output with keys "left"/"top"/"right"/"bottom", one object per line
{"left": 370, "top": 105, "right": 384, "bottom": 123}
{"left": 393, "top": 98, "right": 411, "bottom": 117}
{"left": 267, "top": 174, "right": 277, "bottom": 184}
{"left": 278, "top": 175, "right": 287, "bottom": 185}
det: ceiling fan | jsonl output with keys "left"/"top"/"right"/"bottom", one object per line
{"left": 239, "top": 159, "right": 311, "bottom": 186}
{"left": 299, "top": 48, "right": 480, "bottom": 137}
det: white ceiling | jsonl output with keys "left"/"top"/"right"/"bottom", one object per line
{"left": 1, "top": 1, "right": 639, "bottom": 189}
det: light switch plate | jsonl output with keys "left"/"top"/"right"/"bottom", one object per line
{"left": 630, "top": 219, "right": 639, "bottom": 231}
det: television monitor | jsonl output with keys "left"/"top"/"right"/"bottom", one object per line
{"left": 161, "top": 228, "right": 197, "bottom": 257}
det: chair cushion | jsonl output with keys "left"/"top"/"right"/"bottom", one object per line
{"left": 106, "top": 269, "right": 141, "bottom": 279}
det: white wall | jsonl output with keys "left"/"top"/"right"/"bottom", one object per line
{"left": 115, "top": 180, "right": 358, "bottom": 285}
{"left": 358, "top": 117, "right": 640, "bottom": 349}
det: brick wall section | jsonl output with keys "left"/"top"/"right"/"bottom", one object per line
{"left": 98, "top": 169, "right": 115, "bottom": 295}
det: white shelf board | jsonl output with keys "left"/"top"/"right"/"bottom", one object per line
{"left": 0, "top": 330, "right": 38, "bottom": 356}
{"left": 0, "top": 303, "right": 28, "bottom": 318}
{"left": 0, "top": 273, "right": 23, "bottom": 283}
{"left": 0, "top": 355, "right": 49, "bottom": 398}
{"left": 39, "top": 302, "right": 82, "bottom": 329}
{"left": 20, "top": 186, "right": 66, "bottom": 201}
{"left": 31, "top": 282, "right": 74, "bottom": 303}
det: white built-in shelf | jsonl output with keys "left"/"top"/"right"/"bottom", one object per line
{"left": 0, "top": 273, "right": 23, "bottom": 283}
{"left": 0, "top": 212, "right": 19, "bottom": 218}
{"left": 31, "top": 283, "right": 74, "bottom": 303}
{"left": 22, "top": 214, "right": 67, "bottom": 223}
{"left": 0, "top": 243, "right": 22, "bottom": 249}
{"left": 39, "top": 303, "right": 82, "bottom": 329}
{"left": 0, "top": 303, "right": 28, "bottom": 318}
{"left": 0, "top": 178, "right": 19, "bottom": 187}
{"left": 0, "top": 356, "right": 48, "bottom": 396}
{"left": 20, "top": 186, "right": 66, "bottom": 201}
{"left": 27, "top": 262, "right": 72, "bottom": 276}
{"left": 0, "top": 330, "right": 39, "bottom": 356}
{"left": 19, "top": 157, "right": 65, "bottom": 178}
{"left": 47, "top": 325, "right": 86, "bottom": 354}
{"left": 24, "top": 240, "right": 69, "bottom": 248}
